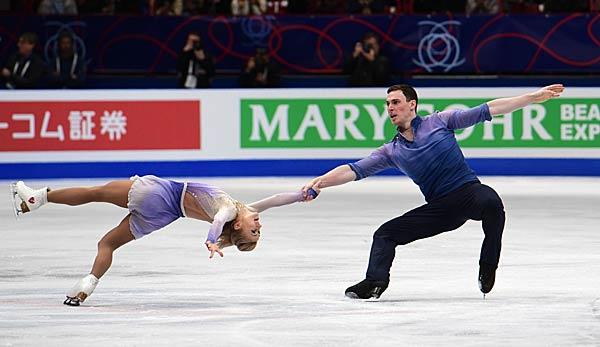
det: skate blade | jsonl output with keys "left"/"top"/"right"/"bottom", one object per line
{"left": 344, "top": 292, "right": 381, "bottom": 301}
{"left": 345, "top": 292, "right": 360, "bottom": 299}
{"left": 9, "top": 183, "right": 23, "bottom": 219}
{"left": 63, "top": 296, "right": 81, "bottom": 306}
{"left": 64, "top": 292, "right": 88, "bottom": 306}
{"left": 365, "top": 295, "right": 381, "bottom": 302}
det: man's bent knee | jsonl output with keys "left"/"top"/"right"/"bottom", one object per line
{"left": 482, "top": 195, "right": 504, "bottom": 213}
{"left": 373, "top": 228, "right": 413, "bottom": 246}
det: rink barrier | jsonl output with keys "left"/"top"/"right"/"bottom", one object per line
{"left": 1, "top": 158, "right": 600, "bottom": 180}
{"left": 2, "top": 88, "right": 599, "bottom": 178}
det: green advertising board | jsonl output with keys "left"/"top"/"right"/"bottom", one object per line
{"left": 241, "top": 98, "right": 600, "bottom": 148}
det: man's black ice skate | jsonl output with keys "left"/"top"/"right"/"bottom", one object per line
{"left": 345, "top": 279, "right": 389, "bottom": 299}
{"left": 478, "top": 262, "right": 497, "bottom": 296}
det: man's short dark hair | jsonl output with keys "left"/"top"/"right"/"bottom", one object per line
{"left": 58, "top": 31, "right": 74, "bottom": 42}
{"left": 387, "top": 84, "right": 418, "bottom": 108}
{"left": 362, "top": 31, "right": 379, "bottom": 43}
{"left": 19, "top": 32, "right": 38, "bottom": 45}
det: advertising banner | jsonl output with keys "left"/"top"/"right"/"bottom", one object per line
{"left": 0, "top": 100, "right": 201, "bottom": 151}
{"left": 241, "top": 98, "right": 600, "bottom": 148}
{"left": 1, "top": 88, "right": 598, "bottom": 178}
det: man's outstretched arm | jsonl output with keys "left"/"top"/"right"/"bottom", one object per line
{"left": 302, "top": 165, "right": 357, "bottom": 199}
{"left": 487, "top": 84, "right": 564, "bottom": 116}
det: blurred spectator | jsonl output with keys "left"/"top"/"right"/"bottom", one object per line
{"left": 38, "top": 0, "right": 78, "bottom": 14}
{"left": 176, "top": 32, "right": 215, "bottom": 88}
{"left": 154, "top": 0, "right": 176, "bottom": 14}
{"left": 173, "top": 0, "right": 182, "bottom": 13}
{"left": 9, "top": 0, "right": 39, "bottom": 13}
{"left": 287, "top": 0, "right": 307, "bottom": 13}
{"left": 347, "top": 0, "right": 387, "bottom": 14}
{"left": 240, "top": 47, "right": 281, "bottom": 88}
{"left": 182, "top": 0, "right": 207, "bottom": 14}
{"left": 414, "top": 0, "right": 465, "bottom": 13}
{"left": 504, "top": 0, "right": 540, "bottom": 13}
{"left": 306, "top": 0, "right": 345, "bottom": 14}
{"left": 231, "top": 0, "right": 266, "bottom": 15}
{"left": 265, "top": 0, "right": 287, "bottom": 14}
{"left": 2, "top": 32, "right": 45, "bottom": 89}
{"left": 112, "top": 0, "right": 144, "bottom": 14}
{"left": 48, "top": 31, "right": 86, "bottom": 88}
{"left": 343, "top": 32, "right": 389, "bottom": 87}
{"left": 76, "top": 0, "right": 111, "bottom": 13}
{"left": 392, "top": 0, "right": 415, "bottom": 14}
{"left": 205, "top": 0, "right": 231, "bottom": 14}
{"left": 543, "top": 0, "right": 588, "bottom": 13}
{"left": 466, "top": 0, "right": 499, "bottom": 14}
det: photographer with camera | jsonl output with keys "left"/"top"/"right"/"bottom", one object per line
{"left": 176, "top": 32, "right": 215, "bottom": 88}
{"left": 239, "top": 47, "right": 281, "bottom": 88}
{"left": 344, "top": 32, "right": 390, "bottom": 87}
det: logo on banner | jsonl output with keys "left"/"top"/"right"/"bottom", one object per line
{"left": 240, "top": 16, "right": 273, "bottom": 46}
{"left": 0, "top": 101, "right": 200, "bottom": 151}
{"left": 240, "top": 98, "right": 600, "bottom": 148}
{"left": 413, "top": 20, "right": 465, "bottom": 72}
{"left": 240, "top": 99, "right": 395, "bottom": 148}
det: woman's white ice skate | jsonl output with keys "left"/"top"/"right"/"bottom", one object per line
{"left": 9, "top": 181, "right": 49, "bottom": 216}
{"left": 64, "top": 274, "right": 99, "bottom": 306}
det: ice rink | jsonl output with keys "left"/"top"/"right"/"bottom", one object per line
{"left": 1, "top": 176, "right": 599, "bottom": 346}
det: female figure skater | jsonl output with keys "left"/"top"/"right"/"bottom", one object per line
{"left": 11, "top": 175, "right": 317, "bottom": 306}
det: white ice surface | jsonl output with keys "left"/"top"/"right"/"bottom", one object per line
{"left": 1, "top": 177, "right": 599, "bottom": 346}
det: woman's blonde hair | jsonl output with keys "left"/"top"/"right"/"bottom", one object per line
{"left": 216, "top": 201, "right": 258, "bottom": 252}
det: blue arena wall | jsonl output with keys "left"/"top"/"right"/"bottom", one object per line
{"left": 2, "top": 158, "right": 600, "bottom": 180}
{"left": 0, "top": 14, "right": 599, "bottom": 77}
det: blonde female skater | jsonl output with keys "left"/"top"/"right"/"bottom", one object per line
{"left": 12, "top": 175, "right": 317, "bottom": 306}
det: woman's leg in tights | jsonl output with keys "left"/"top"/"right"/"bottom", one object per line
{"left": 48, "top": 180, "right": 133, "bottom": 208}
{"left": 90, "top": 214, "right": 135, "bottom": 279}
{"left": 47, "top": 180, "right": 136, "bottom": 278}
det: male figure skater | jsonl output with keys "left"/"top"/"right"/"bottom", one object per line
{"left": 303, "top": 84, "right": 565, "bottom": 299}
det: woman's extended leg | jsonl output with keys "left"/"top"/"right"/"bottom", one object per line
{"left": 65, "top": 214, "right": 135, "bottom": 305}
{"left": 90, "top": 214, "right": 135, "bottom": 278}
{"left": 48, "top": 180, "right": 133, "bottom": 208}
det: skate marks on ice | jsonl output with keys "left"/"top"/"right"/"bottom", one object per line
{"left": 1, "top": 177, "right": 600, "bottom": 346}
{"left": 593, "top": 298, "right": 600, "bottom": 320}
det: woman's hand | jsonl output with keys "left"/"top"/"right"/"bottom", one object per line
{"left": 205, "top": 241, "right": 223, "bottom": 259}
{"left": 302, "top": 180, "right": 321, "bottom": 201}
{"left": 302, "top": 181, "right": 321, "bottom": 202}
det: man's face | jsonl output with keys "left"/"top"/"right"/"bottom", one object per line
{"left": 187, "top": 34, "right": 200, "bottom": 45}
{"left": 363, "top": 36, "right": 379, "bottom": 55}
{"left": 17, "top": 37, "right": 34, "bottom": 56}
{"left": 255, "top": 48, "right": 268, "bottom": 64}
{"left": 59, "top": 37, "right": 73, "bottom": 54}
{"left": 386, "top": 90, "right": 416, "bottom": 127}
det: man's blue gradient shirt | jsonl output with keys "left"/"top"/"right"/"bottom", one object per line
{"left": 348, "top": 104, "right": 492, "bottom": 202}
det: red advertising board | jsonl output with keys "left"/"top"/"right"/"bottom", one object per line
{"left": 0, "top": 100, "right": 201, "bottom": 151}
